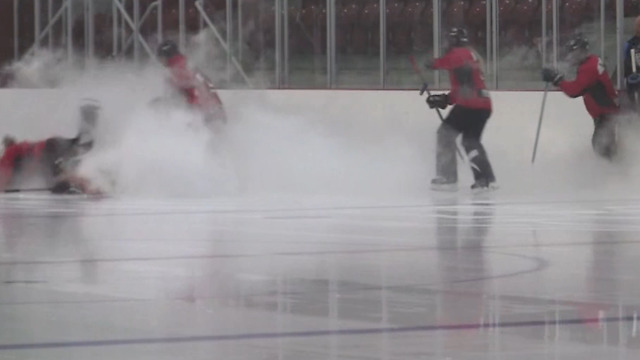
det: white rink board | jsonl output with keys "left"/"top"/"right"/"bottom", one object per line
{"left": 1, "top": 89, "right": 617, "bottom": 201}
{"left": 224, "top": 89, "right": 594, "bottom": 161}
{"left": 0, "top": 89, "right": 592, "bottom": 161}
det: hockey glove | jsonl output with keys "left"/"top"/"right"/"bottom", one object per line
{"left": 541, "top": 68, "right": 564, "bottom": 86}
{"left": 426, "top": 93, "right": 449, "bottom": 110}
{"left": 628, "top": 73, "right": 640, "bottom": 85}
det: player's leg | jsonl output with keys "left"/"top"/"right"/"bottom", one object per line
{"left": 459, "top": 108, "right": 497, "bottom": 190}
{"left": 592, "top": 116, "right": 618, "bottom": 160}
{"left": 628, "top": 82, "right": 640, "bottom": 113}
{"left": 43, "top": 137, "right": 77, "bottom": 177}
{"left": 432, "top": 107, "right": 462, "bottom": 190}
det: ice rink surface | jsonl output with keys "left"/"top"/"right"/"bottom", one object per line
{"left": 1, "top": 192, "right": 640, "bottom": 360}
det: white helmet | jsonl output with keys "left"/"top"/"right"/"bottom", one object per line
{"left": 78, "top": 98, "right": 100, "bottom": 146}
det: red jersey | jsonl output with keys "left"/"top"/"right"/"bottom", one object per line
{"left": 558, "top": 55, "right": 619, "bottom": 119}
{"left": 166, "top": 54, "right": 226, "bottom": 121}
{"left": 432, "top": 47, "right": 492, "bottom": 111}
{"left": 0, "top": 140, "right": 47, "bottom": 190}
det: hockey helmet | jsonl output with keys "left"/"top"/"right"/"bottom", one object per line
{"left": 77, "top": 98, "right": 100, "bottom": 148}
{"left": 157, "top": 40, "right": 180, "bottom": 59}
{"left": 447, "top": 27, "right": 469, "bottom": 48}
{"left": 564, "top": 33, "right": 589, "bottom": 65}
{"left": 565, "top": 33, "right": 589, "bottom": 53}
{"left": 2, "top": 135, "right": 16, "bottom": 148}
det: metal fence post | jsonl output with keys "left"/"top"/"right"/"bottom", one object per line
{"left": 88, "top": 0, "right": 95, "bottom": 63}
{"left": 275, "top": 0, "right": 282, "bottom": 87}
{"left": 552, "top": 0, "right": 558, "bottom": 68}
{"left": 179, "top": 0, "right": 186, "bottom": 50}
{"left": 67, "top": 0, "right": 73, "bottom": 63}
{"left": 600, "top": 0, "right": 605, "bottom": 60}
{"left": 121, "top": 0, "right": 127, "bottom": 51}
{"left": 14, "top": 0, "right": 19, "bottom": 60}
{"left": 133, "top": 0, "right": 140, "bottom": 62}
{"left": 35, "top": 0, "right": 42, "bottom": 51}
{"left": 433, "top": 0, "right": 440, "bottom": 88}
{"left": 486, "top": 0, "right": 491, "bottom": 78}
{"left": 492, "top": 0, "right": 498, "bottom": 88}
{"left": 616, "top": 0, "right": 624, "bottom": 89}
{"left": 542, "top": 0, "right": 546, "bottom": 66}
{"left": 157, "top": 0, "right": 163, "bottom": 44}
{"left": 226, "top": 0, "right": 233, "bottom": 84}
{"left": 328, "top": 0, "right": 336, "bottom": 88}
{"left": 282, "top": 0, "right": 289, "bottom": 86}
{"left": 112, "top": 0, "right": 118, "bottom": 56}
{"left": 379, "top": 0, "right": 386, "bottom": 88}
{"left": 48, "top": 0, "right": 54, "bottom": 49}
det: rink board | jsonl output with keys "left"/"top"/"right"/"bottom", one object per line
{"left": 0, "top": 89, "right": 591, "bottom": 160}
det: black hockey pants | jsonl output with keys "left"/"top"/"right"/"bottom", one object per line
{"left": 436, "top": 106, "right": 496, "bottom": 183}
{"left": 592, "top": 115, "right": 618, "bottom": 160}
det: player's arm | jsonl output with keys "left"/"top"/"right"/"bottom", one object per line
{"left": 430, "top": 51, "right": 458, "bottom": 70}
{"left": 557, "top": 65, "right": 598, "bottom": 98}
{"left": 427, "top": 49, "right": 467, "bottom": 70}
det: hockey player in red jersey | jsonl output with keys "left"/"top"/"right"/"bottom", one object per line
{"left": 0, "top": 137, "right": 48, "bottom": 191}
{"left": 542, "top": 34, "right": 619, "bottom": 160}
{"left": 0, "top": 101, "right": 102, "bottom": 194}
{"left": 156, "top": 40, "right": 227, "bottom": 127}
{"left": 0, "top": 136, "right": 98, "bottom": 194}
{"left": 424, "top": 27, "right": 497, "bottom": 192}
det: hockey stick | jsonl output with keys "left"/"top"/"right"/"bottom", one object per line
{"left": 409, "top": 55, "right": 465, "bottom": 160}
{"left": 632, "top": 49, "right": 639, "bottom": 111}
{"left": 4, "top": 188, "right": 50, "bottom": 193}
{"left": 409, "top": 55, "right": 445, "bottom": 122}
{"left": 531, "top": 82, "right": 549, "bottom": 164}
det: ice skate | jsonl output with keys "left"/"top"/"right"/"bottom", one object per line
{"left": 430, "top": 177, "right": 458, "bottom": 192}
{"left": 470, "top": 179, "right": 499, "bottom": 194}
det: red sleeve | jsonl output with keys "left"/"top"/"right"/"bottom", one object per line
{"left": 432, "top": 51, "right": 457, "bottom": 70}
{"left": 558, "top": 61, "right": 598, "bottom": 98}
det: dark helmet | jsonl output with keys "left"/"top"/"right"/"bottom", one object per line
{"left": 157, "top": 40, "right": 180, "bottom": 59}
{"left": 565, "top": 33, "right": 589, "bottom": 53}
{"left": 447, "top": 27, "right": 469, "bottom": 47}
{"left": 564, "top": 33, "right": 589, "bottom": 65}
{"left": 2, "top": 135, "right": 16, "bottom": 148}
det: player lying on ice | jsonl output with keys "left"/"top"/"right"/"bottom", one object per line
{"left": 0, "top": 100, "right": 103, "bottom": 195}
{"left": 542, "top": 34, "right": 620, "bottom": 160}
{"left": 154, "top": 40, "right": 227, "bottom": 132}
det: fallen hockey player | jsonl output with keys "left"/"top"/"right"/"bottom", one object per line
{"left": 0, "top": 100, "right": 103, "bottom": 195}
{"left": 155, "top": 40, "right": 227, "bottom": 131}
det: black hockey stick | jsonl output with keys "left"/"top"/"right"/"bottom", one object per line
{"left": 410, "top": 55, "right": 464, "bottom": 161}
{"left": 410, "top": 55, "right": 445, "bottom": 122}
{"left": 4, "top": 188, "right": 50, "bottom": 193}
{"left": 531, "top": 82, "right": 549, "bottom": 164}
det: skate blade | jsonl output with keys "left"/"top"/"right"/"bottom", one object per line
{"left": 431, "top": 183, "right": 459, "bottom": 192}
{"left": 471, "top": 183, "right": 499, "bottom": 195}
